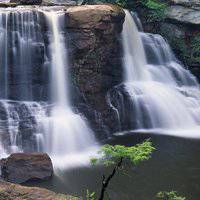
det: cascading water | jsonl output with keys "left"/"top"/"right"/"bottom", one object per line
{"left": 0, "top": 8, "right": 47, "bottom": 157}
{"left": 112, "top": 10, "right": 200, "bottom": 137}
{"left": 0, "top": 8, "right": 97, "bottom": 168}
{"left": 0, "top": 100, "right": 46, "bottom": 156}
{"left": 0, "top": 9, "right": 45, "bottom": 100}
{"left": 42, "top": 11, "right": 97, "bottom": 168}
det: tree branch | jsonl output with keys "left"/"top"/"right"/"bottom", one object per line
{"left": 98, "top": 157, "right": 123, "bottom": 200}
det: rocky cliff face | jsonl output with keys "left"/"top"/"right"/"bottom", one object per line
{"left": 67, "top": 5, "right": 125, "bottom": 138}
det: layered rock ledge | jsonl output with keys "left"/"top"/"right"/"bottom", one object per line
{"left": 0, "top": 180, "right": 79, "bottom": 200}
{"left": 167, "top": 0, "right": 200, "bottom": 25}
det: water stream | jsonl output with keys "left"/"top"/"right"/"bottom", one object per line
{"left": 43, "top": 12, "right": 97, "bottom": 168}
{"left": 0, "top": 8, "right": 97, "bottom": 168}
{"left": 113, "top": 10, "right": 200, "bottom": 137}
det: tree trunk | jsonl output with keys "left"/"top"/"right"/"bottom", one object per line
{"left": 98, "top": 158, "right": 123, "bottom": 200}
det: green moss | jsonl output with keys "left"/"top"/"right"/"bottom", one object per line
{"left": 71, "top": 71, "right": 77, "bottom": 85}
{"left": 190, "top": 37, "right": 200, "bottom": 64}
{"left": 174, "top": 38, "right": 189, "bottom": 61}
{"left": 170, "top": 36, "right": 200, "bottom": 66}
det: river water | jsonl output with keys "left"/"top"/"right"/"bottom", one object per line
{"left": 25, "top": 133, "right": 200, "bottom": 200}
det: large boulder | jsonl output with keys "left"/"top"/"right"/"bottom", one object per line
{"left": 0, "top": 180, "right": 79, "bottom": 200}
{"left": 1, "top": 153, "right": 53, "bottom": 183}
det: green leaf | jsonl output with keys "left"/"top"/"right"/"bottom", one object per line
{"left": 156, "top": 191, "right": 186, "bottom": 200}
{"left": 90, "top": 140, "right": 155, "bottom": 167}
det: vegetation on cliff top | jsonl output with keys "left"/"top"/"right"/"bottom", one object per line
{"left": 79, "top": 0, "right": 168, "bottom": 22}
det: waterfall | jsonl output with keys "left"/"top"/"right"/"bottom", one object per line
{"left": 0, "top": 9, "right": 47, "bottom": 156}
{"left": 122, "top": 11, "right": 149, "bottom": 81}
{"left": 0, "top": 8, "right": 97, "bottom": 168}
{"left": 43, "top": 12, "right": 97, "bottom": 168}
{"left": 119, "top": 10, "right": 200, "bottom": 137}
{"left": 0, "top": 9, "right": 45, "bottom": 100}
{"left": 0, "top": 100, "right": 46, "bottom": 155}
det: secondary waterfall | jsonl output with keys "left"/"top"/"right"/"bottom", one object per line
{"left": 43, "top": 12, "right": 97, "bottom": 168}
{"left": 117, "top": 10, "right": 200, "bottom": 137}
{"left": 0, "top": 9, "right": 47, "bottom": 157}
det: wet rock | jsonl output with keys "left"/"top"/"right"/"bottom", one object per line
{"left": 166, "top": 5, "right": 200, "bottom": 25}
{"left": 67, "top": 5, "right": 125, "bottom": 136}
{"left": 10, "top": 0, "right": 42, "bottom": 5}
{"left": 160, "top": 1, "right": 200, "bottom": 80}
{"left": 170, "top": 0, "right": 200, "bottom": 7}
{"left": 42, "top": 0, "right": 76, "bottom": 6}
{"left": 1, "top": 153, "right": 53, "bottom": 183}
{"left": 0, "top": 180, "right": 79, "bottom": 200}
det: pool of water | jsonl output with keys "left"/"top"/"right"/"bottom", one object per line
{"left": 25, "top": 133, "right": 200, "bottom": 200}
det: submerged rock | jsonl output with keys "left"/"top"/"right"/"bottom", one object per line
{"left": 0, "top": 180, "right": 79, "bottom": 200}
{"left": 1, "top": 153, "right": 53, "bottom": 183}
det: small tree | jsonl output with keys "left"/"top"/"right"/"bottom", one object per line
{"left": 90, "top": 140, "right": 155, "bottom": 200}
{"left": 156, "top": 191, "right": 186, "bottom": 200}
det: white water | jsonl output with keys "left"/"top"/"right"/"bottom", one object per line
{"left": 123, "top": 11, "right": 149, "bottom": 81}
{"left": 122, "top": 10, "right": 200, "bottom": 137}
{"left": 44, "top": 12, "right": 97, "bottom": 168}
{"left": 0, "top": 10, "right": 42, "bottom": 99}
{"left": 0, "top": 9, "right": 97, "bottom": 168}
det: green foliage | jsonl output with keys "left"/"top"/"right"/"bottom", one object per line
{"left": 190, "top": 37, "right": 200, "bottom": 64}
{"left": 140, "top": 0, "right": 168, "bottom": 22}
{"left": 86, "top": 190, "right": 96, "bottom": 200}
{"left": 90, "top": 140, "right": 155, "bottom": 199}
{"left": 145, "top": 0, "right": 166, "bottom": 10}
{"left": 156, "top": 191, "right": 186, "bottom": 200}
{"left": 168, "top": 35, "right": 200, "bottom": 66}
{"left": 91, "top": 140, "right": 155, "bottom": 167}
{"left": 175, "top": 38, "right": 190, "bottom": 63}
